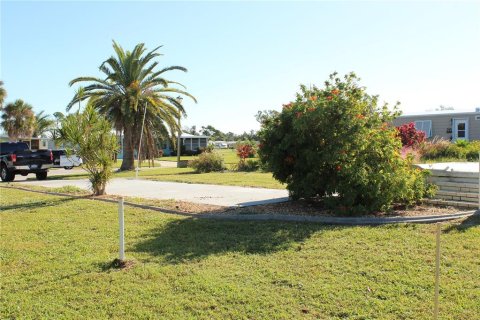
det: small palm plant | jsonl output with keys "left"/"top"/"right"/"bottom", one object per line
{"left": 56, "top": 105, "right": 118, "bottom": 195}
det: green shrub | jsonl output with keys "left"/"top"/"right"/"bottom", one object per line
{"left": 420, "top": 138, "right": 480, "bottom": 161}
{"left": 235, "top": 159, "right": 259, "bottom": 172}
{"left": 258, "top": 72, "right": 434, "bottom": 213}
{"left": 188, "top": 152, "right": 225, "bottom": 173}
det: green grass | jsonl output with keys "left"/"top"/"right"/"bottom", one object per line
{"left": 1, "top": 188, "right": 479, "bottom": 319}
{"left": 160, "top": 149, "right": 253, "bottom": 165}
{"left": 49, "top": 166, "right": 285, "bottom": 189}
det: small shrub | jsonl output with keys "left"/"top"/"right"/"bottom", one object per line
{"left": 236, "top": 143, "right": 256, "bottom": 160}
{"left": 455, "top": 140, "right": 469, "bottom": 148}
{"left": 466, "top": 150, "right": 479, "bottom": 161}
{"left": 419, "top": 138, "right": 480, "bottom": 161}
{"left": 200, "top": 144, "right": 215, "bottom": 153}
{"left": 396, "top": 122, "right": 426, "bottom": 147}
{"left": 235, "top": 159, "right": 259, "bottom": 172}
{"left": 189, "top": 152, "right": 225, "bottom": 173}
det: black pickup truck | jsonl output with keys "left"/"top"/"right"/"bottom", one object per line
{"left": 0, "top": 142, "right": 54, "bottom": 182}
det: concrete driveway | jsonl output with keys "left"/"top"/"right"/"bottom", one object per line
{"left": 14, "top": 177, "right": 289, "bottom": 207}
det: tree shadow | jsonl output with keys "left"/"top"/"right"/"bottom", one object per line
{"left": 0, "top": 197, "right": 77, "bottom": 211}
{"left": 25, "top": 174, "right": 86, "bottom": 181}
{"left": 132, "top": 217, "right": 325, "bottom": 264}
{"left": 444, "top": 212, "right": 480, "bottom": 233}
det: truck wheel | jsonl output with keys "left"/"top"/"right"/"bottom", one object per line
{"left": 36, "top": 172, "right": 48, "bottom": 180}
{"left": 0, "top": 165, "right": 15, "bottom": 182}
{"left": 64, "top": 166, "right": 73, "bottom": 170}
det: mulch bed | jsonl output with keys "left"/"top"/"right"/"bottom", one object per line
{"left": 225, "top": 200, "right": 463, "bottom": 218}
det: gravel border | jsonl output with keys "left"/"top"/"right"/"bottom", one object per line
{"left": 2, "top": 185, "right": 478, "bottom": 225}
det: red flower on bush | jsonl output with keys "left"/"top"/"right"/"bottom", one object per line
{"left": 331, "top": 89, "right": 340, "bottom": 95}
{"left": 296, "top": 112, "right": 303, "bottom": 118}
{"left": 308, "top": 107, "right": 316, "bottom": 112}
{"left": 326, "top": 96, "right": 333, "bottom": 101}
{"left": 310, "top": 96, "right": 317, "bottom": 101}
{"left": 336, "top": 165, "right": 341, "bottom": 171}
{"left": 355, "top": 114, "right": 365, "bottom": 119}
{"left": 282, "top": 103, "right": 293, "bottom": 110}
{"left": 396, "top": 122, "right": 426, "bottom": 147}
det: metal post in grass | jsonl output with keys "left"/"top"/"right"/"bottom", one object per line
{"left": 478, "top": 152, "right": 480, "bottom": 209}
{"left": 176, "top": 96, "right": 183, "bottom": 168}
{"left": 118, "top": 197, "right": 125, "bottom": 261}
{"left": 434, "top": 222, "right": 441, "bottom": 319}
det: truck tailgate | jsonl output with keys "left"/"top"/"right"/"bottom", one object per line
{"left": 15, "top": 150, "right": 53, "bottom": 168}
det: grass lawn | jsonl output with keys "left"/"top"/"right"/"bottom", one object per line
{"left": 160, "top": 149, "right": 253, "bottom": 166}
{"left": 1, "top": 188, "right": 479, "bottom": 319}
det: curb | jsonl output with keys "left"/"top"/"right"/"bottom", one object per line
{"left": 2, "top": 185, "right": 479, "bottom": 225}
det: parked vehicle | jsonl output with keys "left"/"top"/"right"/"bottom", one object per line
{"left": 0, "top": 142, "right": 54, "bottom": 182}
{"left": 52, "top": 149, "right": 83, "bottom": 169}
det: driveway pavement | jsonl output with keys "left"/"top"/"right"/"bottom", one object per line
{"left": 14, "top": 177, "right": 289, "bottom": 207}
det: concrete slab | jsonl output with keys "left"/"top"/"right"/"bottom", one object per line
{"left": 14, "top": 178, "right": 289, "bottom": 207}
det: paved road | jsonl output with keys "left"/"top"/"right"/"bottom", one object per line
{"left": 13, "top": 177, "right": 289, "bottom": 207}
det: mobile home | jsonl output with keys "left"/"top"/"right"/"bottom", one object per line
{"left": 393, "top": 110, "right": 480, "bottom": 141}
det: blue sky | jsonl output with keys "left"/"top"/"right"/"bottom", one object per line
{"left": 2, "top": 1, "right": 479, "bottom": 133}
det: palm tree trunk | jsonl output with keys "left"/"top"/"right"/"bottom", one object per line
{"left": 120, "top": 125, "right": 135, "bottom": 171}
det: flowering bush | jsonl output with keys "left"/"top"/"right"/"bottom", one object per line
{"left": 396, "top": 122, "right": 426, "bottom": 147}
{"left": 236, "top": 143, "right": 256, "bottom": 160}
{"left": 258, "top": 72, "right": 434, "bottom": 213}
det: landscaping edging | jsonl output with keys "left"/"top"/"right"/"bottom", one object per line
{"left": 3, "top": 185, "right": 478, "bottom": 225}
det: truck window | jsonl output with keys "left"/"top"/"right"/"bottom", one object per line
{"left": 0, "top": 142, "right": 30, "bottom": 154}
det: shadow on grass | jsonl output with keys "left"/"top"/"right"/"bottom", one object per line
{"left": 25, "top": 174, "right": 87, "bottom": 181}
{"left": 133, "top": 217, "right": 324, "bottom": 263}
{"left": 0, "top": 197, "right": 77, "bottom": 211}
{"left": 444, "top": 212, "right": 480, "bottom": 233}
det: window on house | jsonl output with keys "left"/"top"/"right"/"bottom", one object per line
{"left": 414, "top": 120, "right": 432, "bottom": 138}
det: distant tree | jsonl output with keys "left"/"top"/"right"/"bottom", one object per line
{"left": 184, "top": 125, "right": 198, "bottom": 135}
{"left": 56, "top": 105, "right": 118, "bottom": 195}
{"left": 0, "top": 99, "right": 35, "bottom": 140}
{"left": 0, "top": 80, "right": 6, "bottom": 107}
{"left": 33, "top": 111, "right": 55, "bottom": 137}
{"left": 51, "top": 112, "right": 65, "bottom": 139}
{"left": 200, "top": 125, "right": 225, "bottom": 140}
{"left": 435, "top": 105, "right": 454, "bottom": 111}
{"left": 224, "top": 132, "right": 236, "bottom": 141}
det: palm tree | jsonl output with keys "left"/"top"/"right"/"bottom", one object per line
{"left": 32, "top": 111, "right": 55, "bottom": 137}
{"left": 1, "top": 99, "right": 36, "bottom": 141}
{"left": 0, "top": 81, "right": 6, "bottom": 108}
{"left": 66, "top": 41, "right": 196, "bottom": 171}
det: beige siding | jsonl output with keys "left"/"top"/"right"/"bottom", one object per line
{"left": 392, "top": 112, "right": 480, "bottom": 141}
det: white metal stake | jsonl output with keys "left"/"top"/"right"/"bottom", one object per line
{"left": 478, "top": 152, "right": 480, "bottom": 210}
{"left": 434, "top": 223, "right": 441, "bottom": 319}
{"left": 118, "top": 197, "right": 125, "bottom": 261}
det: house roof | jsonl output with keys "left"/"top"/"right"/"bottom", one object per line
{"left": 180, "top": 133, "right": 209, "bottom": 139}
{"left": 398, "top": 110, "right": 480, "bottom": 118}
